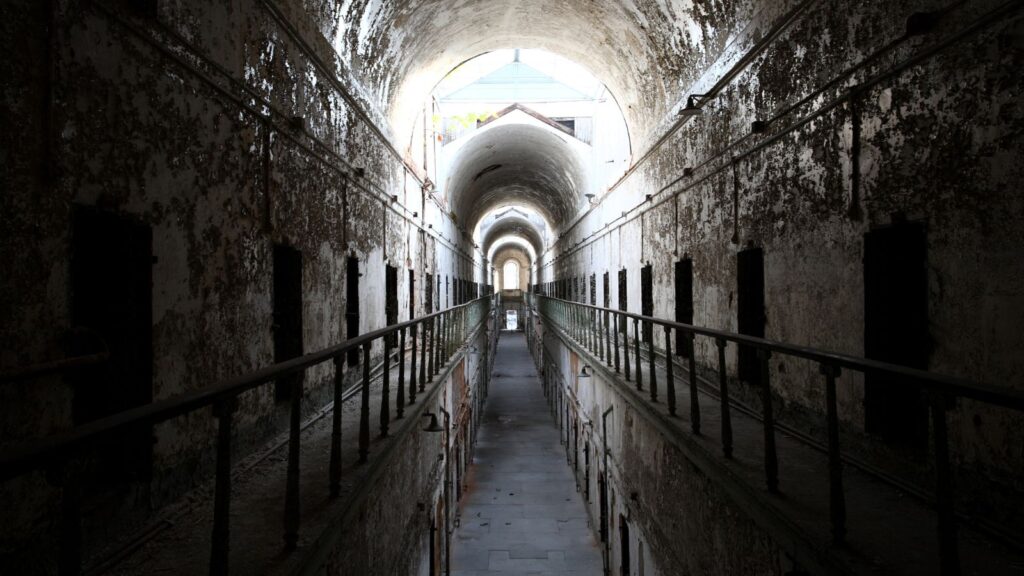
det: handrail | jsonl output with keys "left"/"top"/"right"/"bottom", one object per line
{"left": 533, "top": 293, "right": 1023, "bottom": 576}
{"left": 0, "top": 352, "right": 109, "bottom": 385}
{"left": 535, "top": 296, "right": 1024, "bottom": 411}
{"left": 0, "top": 294, "right": 495, "bottom": 576}
{"left": 0, "top": 296, "right": 492, "bottom": 481}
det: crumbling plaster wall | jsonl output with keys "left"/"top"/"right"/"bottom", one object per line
{"left": 0, "top": 0, "right": 485, "bottom": 549}
{"left": 540, "top": 330, "right": 783, "bottom": 576}
{"left": 549, "top": 0, "right": 1024, "bottom": 489}
{"left": 317, "top": 325, "right": 492, "bottom": 576}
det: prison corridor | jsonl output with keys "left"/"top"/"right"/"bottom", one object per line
{"left": 450, "top": 333, "right": 603, "bottom": 575}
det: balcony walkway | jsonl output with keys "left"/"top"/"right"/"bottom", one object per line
{"left": 451, "top": 332, "right": 603, "bottom": 576}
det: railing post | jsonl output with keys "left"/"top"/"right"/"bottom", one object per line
{"left": 397, "top": 327, "right": 406, "bottom": 418}
{"left": 931, "top": 389, "right": 960, "bottom": 576}
{"left": 590, "top": 309, "right": 597, "bottom": 354}
{"left": 427, "top": 317, "right": 435, "bottom": 381}
{"left": 633, "top": 318, "right": 643, "bottom": 392}
{"left": 758, "top": 348, "right": 778, "bottom": 493}
{"left": 598, "top": 309, "right": 606, "bottom": 361}
{"left": 330, "top": 357, "right": 343, "bottom": 497}
{"left": 716, "top": 338, "right": 732, "bottom": 458}
{"left": 409, "top": 324, "right": 418, "bottom": 403}
{"left": 210, "top": 398, "right": 235, "bottom": 575}
{"left": 602, "top": 311, "right": 610, "bottom": 364}
{"left": 438, "top": 313, "right": 446, "bottom": 366}
{"left": 380, "top": 336, "right": 391, "bottom": 438}
{"left": 821, "top": 363, "right": 845, "bottom": 543}
{"left": 447, "top": 310, "right": 454, "bottom": 359}
{"left": 622, "top": 313, "right": 630, "bottom": 380}
{"left": 284, "top": 372, "right": 302, "bottom": 548}
{"left": 359, "top": 343, "right": 371, "bottom": 463}
{"left": 432, "top": 315, "right": 440, "bottom": 375}
{"left": 444, "top": 310, "right": 451, "bottom": 358}
{"left": 584, "top": 306, "right": 590, "bottom": 352}
{"left": 648, "top": 320, "right": 658, "bottom": 403}
{"left": 664, "top": 325, "right": 676, "bottom": 416}
{"left": 609, "top": 311, "right": 616, "bottom": 372}
{"left": 688, "top": 334, "right": 700, "bottom": 435}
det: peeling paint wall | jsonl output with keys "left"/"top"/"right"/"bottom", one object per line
{"left": 0, "top": 0, "right": 487, "bottom": 560}
{"left": 549, "top": 0, "right": 1024, "bottom": 520}
{"left": 540, "top": 329, "right": 783, "bottom": 576}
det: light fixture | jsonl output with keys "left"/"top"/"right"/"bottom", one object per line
{"left": 585, "top": 193, "right": 596, "bottom": 204}
{"left": 579, "top": 365, "right": 591, "bottom": 379}
{"left": 678, "top": 93, "right": 708, "bottom": 116}
{"left": 422, "top": 413, "right": 444, "bottom": 433}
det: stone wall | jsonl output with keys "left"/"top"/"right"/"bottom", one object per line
{"left": 0, "top": 0, "right": 487, "bottom": 563}
{"left": 546, "top": 0, "right": 1024, "bottom": 494}
{"left": 537, "top": 322, "right": 785, "bottom": 576}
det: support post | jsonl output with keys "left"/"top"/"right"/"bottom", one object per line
{"left": 716, "top": 338, "right": 732, "bottom": 458}
{"left": 329, "top": 357, "right": 343, "bottom": 496}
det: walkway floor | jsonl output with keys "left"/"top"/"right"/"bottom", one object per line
{"left": 451, "top": 332, "right": 603, "bottom": 576}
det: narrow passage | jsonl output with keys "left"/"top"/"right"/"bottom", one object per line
{"left": 451, "top": 332, "right": 603, "bottom": 575}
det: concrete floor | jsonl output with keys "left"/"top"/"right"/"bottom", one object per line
{"left": 451, "top": 332, "right": 604, "bottom": 576}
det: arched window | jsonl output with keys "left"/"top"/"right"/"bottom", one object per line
{"left": 502, "top": 260, "right": 520, "bottom": 291}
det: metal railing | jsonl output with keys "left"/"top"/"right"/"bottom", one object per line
{"left": 0, "top": 295, "right": 495, "bottom": 576}
{"left": 532, "top": 294, "right": 1024, "bottom": 576}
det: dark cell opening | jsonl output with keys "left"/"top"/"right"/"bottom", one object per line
{"left": 603, "top": 272, "right": 610, "bottom": 308}
{"left": 617, "top": 269, "right": 628, "bottom": 333}
{"left": 864, "top": 221, "right": 929, "bottom": 449}
{"left": 385, "top": 264, "right": 398, "bottom": 347}
{"left": 737, "top": 247, "right": 765, "bottom": 385}
{"left": 409, "top": 269, "right": 416, "bottom": 319}
{"left": 274, "top": 244, "right": 304, "bottom": 402}
{"left": 675, "top": 259, "right": 694, "bottom": 357}
{"left": 425, "top": 272, "right": 434, "bottom": 314}
{"left": 598, "top": 474, "right": 608, "bottom": 542}
{"left": 590, "top": 274, "right": 597, "bottom": 306}
{"left": 345, "top": 255, "right": 360, "bottom": 366}
{"left": 70, "top": 205, "right": 153, "bottom": 482}
{"left": 641, "top": 264, "right": 653, "bottom": 342}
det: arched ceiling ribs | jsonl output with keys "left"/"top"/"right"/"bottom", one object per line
{"left": 487, "top": 235, "right": 537, "bottom": 266}
{"left": 480, "top": 211, "right": 546, "bottom": 257}
{"left": 446, "top": 123, "right": 587, "bottom": 229}
{"left": 324, "top": 1, "right": 745, "bottom": 152}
